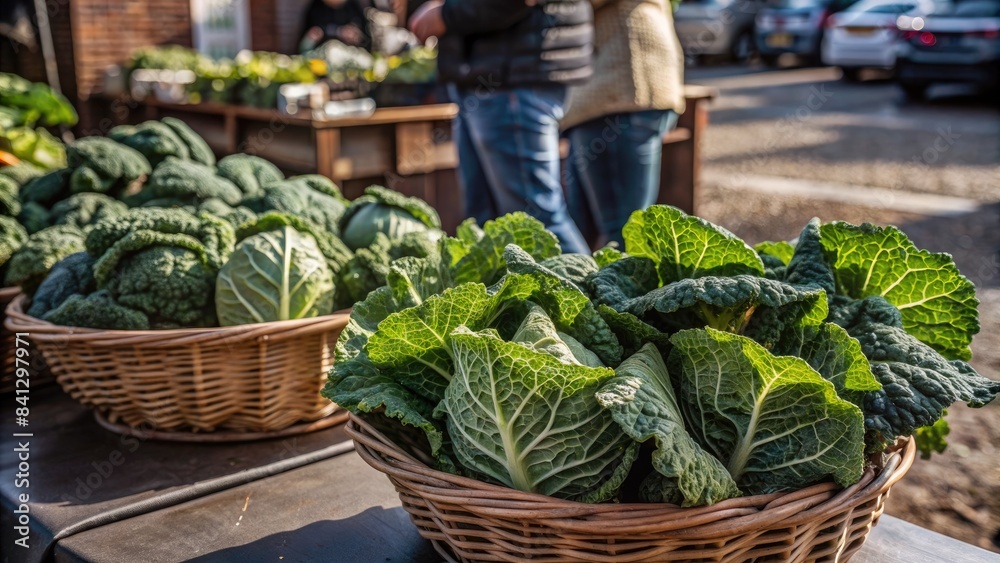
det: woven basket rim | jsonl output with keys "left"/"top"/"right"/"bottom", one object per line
{"left": 4, "top": 293, "right": 351, "bottom": 345}
{"left": 346, "top": 413, "right": 916, "bottom": 536}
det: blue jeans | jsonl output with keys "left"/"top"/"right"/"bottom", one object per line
{"left": 450, "top": 84, "right": 589, "bottom": 254}
{"left": 564, "top": 110, "right": 680, "bottom": 248}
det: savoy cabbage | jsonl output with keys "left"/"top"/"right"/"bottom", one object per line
{"left": 323, "top": 205, "right": 998, "bottom": 507}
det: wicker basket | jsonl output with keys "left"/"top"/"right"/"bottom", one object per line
{"left": 4, "top": 294, "right": 349, "bottom": 433}
{"left": 348, "top": 415, "right": 916, "bottom": 563}
{"left": 1, "top": 287, "right": 21, "bottom": 392}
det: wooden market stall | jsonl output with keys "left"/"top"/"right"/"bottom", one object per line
{"left": 96, "top": 86, "right": 716, "bottom": 233}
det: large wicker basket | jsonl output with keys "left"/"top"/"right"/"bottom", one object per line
{"left": 348, "top": 415, "right": 916, "bottom": 563}
{"left": 4, "top": 294, "right": 349, "bottom": 432}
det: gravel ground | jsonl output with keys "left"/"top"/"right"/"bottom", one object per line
{"left": 698, "top": 181, "right": 1000, "bottom": 552}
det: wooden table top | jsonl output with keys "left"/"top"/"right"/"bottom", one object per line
{"left": 4, "top": 388, "right": 995, "bottom": 563}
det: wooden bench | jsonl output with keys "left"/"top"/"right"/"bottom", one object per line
{"left": 661, "top": 85, "right": 716, "bottom": 216}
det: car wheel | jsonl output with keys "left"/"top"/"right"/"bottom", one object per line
{"left": 840, "top": 67, "right": 862, "bottom": 82}
{"left": 730, "top": 31, "right": 754, "bottom": 62}
{"left": 900, "top": 82, "right": 927, "bottom": 101}
{"left": 761, "top": 54, "right": 780, "bottom": 67}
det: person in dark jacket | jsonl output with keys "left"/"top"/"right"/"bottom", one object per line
{"left": 409, "top": 0, "right": 594, "bottom": 253}
{"left": 300, "top": 0, "right": 373, "bottom": 52}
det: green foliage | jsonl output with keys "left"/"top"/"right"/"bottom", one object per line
{"left": 333, "top": 233, "right": 394, "bottom": 310}
{"left": 538, "top": 253, "right": 599, "bottom": 288}
{"left": 754, "top": 241, "right": 795, "bottom": 265}
{"left": 43, "top": 290, "right": 149, "bottom": 330}
{"left": 18, "top": 167, "right": 70, "bottom": 206}
{"left": 818, "top": 221, "right": 978, "bottom": 361}
{"left": 17, "top": 202, "right": 51, "bottom": 234}
{"left": 324, "top": 260, "right": 449, "bottom": 460}
{"left": 436, "top": 325, "right": 636, "bottom": 502}
{"left": 50, "top": 193, "right": 128, "bottom": 231}
{"left": 914, "top": 412, "right": 950, "bottom": 460}
{"left": 127, "top": 157, "right": 242, "bottom": 206}
{"left": 93, "top": 230, "right": 221, "bottom": 328}
{"left": 236, "top": 211, "right": 353, "bottom": 278}
{"left": 0, "top": 176, "right": 20, "bottom": 217}
{"left": 0, "top": 215, "right": 28, "bottom": 276}
{"left": 770, "top": 322, "right": 880, "bottom": 407}
{"left": 216, "top": 226, "right": 334, "bottom": 325}
{"left": 162, "top": 117, "right": 215, "bottom": 166}
{"left": 3, "top": 224, "right": 86, "bottom": 294}
{"left": 755, "top": 240, "right": 795, "bottom": 280}
{"left": 450, "top": 212, "right": 560, "bottom": 286}
{"left": 670, "top": 328, "right": 865, "bottom": 494}
{"left": 596, "top": 344, "right": 740, "bottom": 506}
{"left": 325, "top": 203, "right": 994, "bottom": 507}
{"left": 776, "top": 219, "right": 996, "bottom": 451}
{"left": 245, "top": 176, "right": 348, "bottom": 233}
{"left": 235, "top": 50, "right": 317, "bottom": 108}
{"left": 0, "top": 162, "right": 44, "bottom": 186}
{"left": 593, "top": 245, "right": 625, "bottom": 268}
{"left": 194, "top": 198, "right": 257, "bottom": 227}
{"left": 0, "top": 126, "right": 66, "bottom": 169}
{"left": 85, "top": 207, "right": 234, "bottom": 268}
{"left": 26, "top": 251, "right": 96, "bottom": 318}
{"left": 338, "top": 185, "right": 442, "bottom": 251}
{"left": 85, "top": 208, "right": 235, "bottom": 328}
{"left": 108, "top": 120, "right": 191, "bottom": 168}
{"left": 66, "top": 137, "right": 151, "bottom": 197}
{"left": 215, "top": 153, "right": 283, "bottom": 198}
{"left": 0, "top": 72, "right": 78, "bottom": 127}
{"left": 622, "top": 205, "right": 763, "bottom": 284}
{"left": 849, "top": 321, "right": 999, "bottom": 447}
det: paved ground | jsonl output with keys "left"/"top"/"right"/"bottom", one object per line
{"left": 685, "top": 63, "right": 1000, "bottom": 552}
{"left": 690, "top": 65, "right": 999, "bottom": 201}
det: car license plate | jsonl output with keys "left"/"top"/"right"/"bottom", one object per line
{"left": 767, "top": 33, "right": 793, "bottom": 48}
{"left": 845, "top": 26, "right": 877, "bottom": 35}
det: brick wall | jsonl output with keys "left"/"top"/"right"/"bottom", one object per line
{"left": 247, "top": 0, "right": 310, "bottom": 53}
{"left": 69, "top": 0, "right": 193, "bottom": 132}
{"left": 6, "top": 0, "right": 306, "bottom": 133}
{"left": 71, "top": 0, "right": 193, "bottom": 99}
{"left": 248, "top": 0, "right": 277, "bottom": 52}
{"left": 277, "top": 0, "right": 313, "bottom": 53}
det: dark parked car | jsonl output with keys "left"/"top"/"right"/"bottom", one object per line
{"left": 895, "top": 0, "right": 1000, "bottom": 99}
{"left": 755, "top": 0, "right": 860, "bottom": 64}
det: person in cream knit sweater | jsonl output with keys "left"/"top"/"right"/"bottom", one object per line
{"left": 562, "top": 0, "right": 685, "bottom": 248}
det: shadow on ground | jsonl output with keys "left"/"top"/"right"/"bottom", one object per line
{"left": 188, "top": 508, "right": 440, "bottom": 563}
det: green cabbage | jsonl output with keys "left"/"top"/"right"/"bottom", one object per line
{"left": 339, "top": 185, "right": 442, "bottom": 250}
{"left": 215, "top": 226, "right": 334, "bottom": 326}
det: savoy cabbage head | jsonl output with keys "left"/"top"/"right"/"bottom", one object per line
{"left": 338, "top": 185, "right": 443, "bottom": 251}
{"left": 215, "top": 225, "right": 334, "bottom": 326}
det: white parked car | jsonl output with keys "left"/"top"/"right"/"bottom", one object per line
{"left": 821, "top": 0, "right": 939, "bottom": 79}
